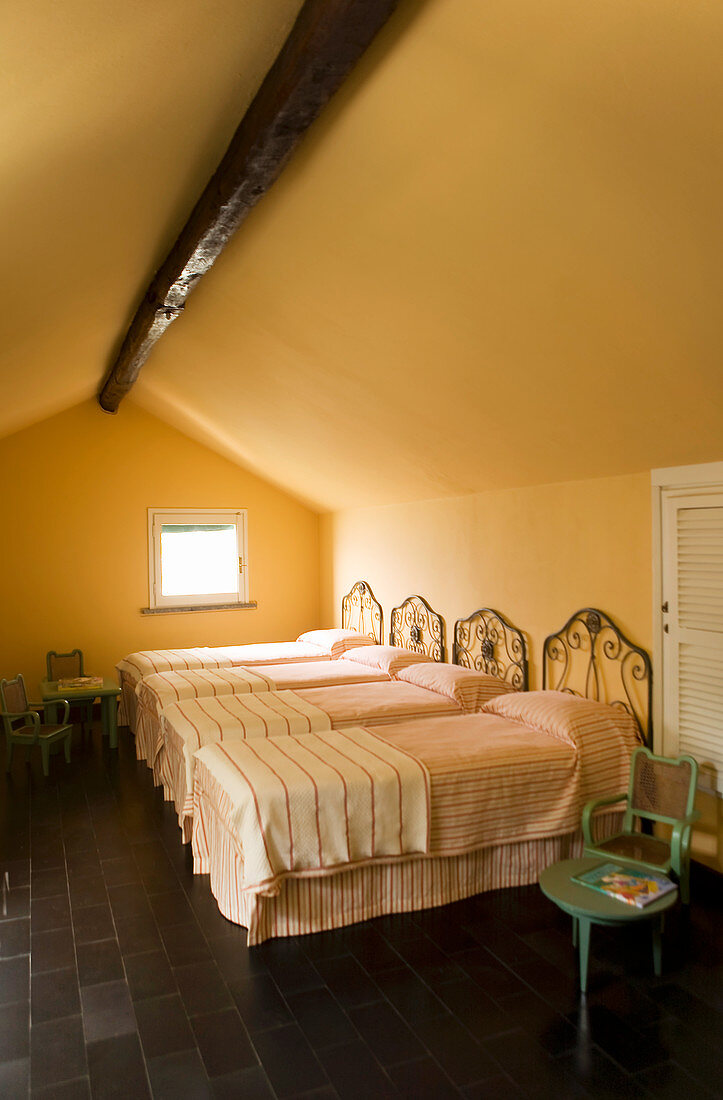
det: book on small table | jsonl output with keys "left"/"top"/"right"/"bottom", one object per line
{"left": 57, "top": 676, "right": 104, "bottom": 691}
{"left": 571, "top": 861, "right": 676, "bottom": 908}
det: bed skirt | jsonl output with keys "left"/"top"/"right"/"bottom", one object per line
{"left": 156, "top": 743, "right": 194, "bottom": 844}
{"left": 192, "top": 781, "right": 620, "bottom": 946}
{"left": 133, "top": 700, "right": 161, "bottom": 767}
{"left": 118, "top": 676, "right": 137, "bottom": 733}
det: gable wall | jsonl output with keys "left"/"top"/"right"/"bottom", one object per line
{"left": 1, "top": 400, "right": 320, "bottom": 694}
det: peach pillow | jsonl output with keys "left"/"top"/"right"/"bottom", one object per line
{"left": 295, "top": 630, "right": 375, "bottom": 659}
{"left": 396, "top": 662, "right": 511, "bottom": 712}
{"left": 481, "top": 690, "right": 641, "bottom": 748}
{"left": 340, "top": 645, "right": 435, "bottom": 675}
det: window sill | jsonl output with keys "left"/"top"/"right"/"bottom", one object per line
{"left": 140, "top": 601, "right": 258, "bottom": 616}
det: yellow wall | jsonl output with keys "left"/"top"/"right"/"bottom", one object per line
{"left": 322, "top": 471, "right": 652, "bottom": 687}
{"left": 1, "top": 399, "right": 320, "bottom": 695}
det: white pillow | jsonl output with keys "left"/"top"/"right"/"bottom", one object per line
{"left": 295, "top": 629, "right": 376, "bottom": 659}
{"left": 395, "top": 663, "right": 512, "bottom": 712}
{"left": 340, "top": 645, "right": 435, "bottom": 675}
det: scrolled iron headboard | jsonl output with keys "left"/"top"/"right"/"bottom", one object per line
{"left": 389, "top": 594, "right": 445, "bottom": 662}
{"left": 341, "top": 580, "right": 383, "bottom": 645}
{"left": 543, "top": 608, "right": 652, "bottom": 744}
{"left": 453, "top": 608, "right": 528, "bottom": 691}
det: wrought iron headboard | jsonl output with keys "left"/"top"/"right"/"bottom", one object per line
{"left": 453, "top": 608, "right": 528, "bottom": 691}
{"left": 543, "top": 608, "right": 652, "bottom": 744}
{"left": 341, "top": 580, "right": 383, "bottom": 645}
{"left": 389, "top": 595, "right": 445, "bottom": 662}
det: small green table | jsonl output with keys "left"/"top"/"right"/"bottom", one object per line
{"left": 41, "top": 679, "right": 121, "bottom": 749}
{"left": 539, "top": 857, "right": 678, "bottom": 993}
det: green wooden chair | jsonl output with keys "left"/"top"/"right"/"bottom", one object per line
{"left": 46, "top": 648, "right": 94, "bottom": 731}
{"left": 0, "top": 674, "right": 73, "bottom": 776}
{"left": 582, "top": 746, "right": 700, "bottom": 904}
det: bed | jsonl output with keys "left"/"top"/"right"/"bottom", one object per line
{"left": 152, "top": 605, "right": 528, "bottom": 842}
{"left": 132, "top": 590, "right": 453, "bottom": 765}
{"left": 159, "top": 655, "right": 522, "bottom": 842}
{"left": 133, "top": 659, "right": 391, "bottom": 766}
{"left": 116, "top": 579, "right": 384, "bottom": 732}
{"left": 190, "top": 607, "right": 650, "bottom": 944}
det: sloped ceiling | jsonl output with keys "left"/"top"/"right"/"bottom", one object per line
{"left": 1, "top": 0, "right": 303, "bottom": 431}
{"left": 4, "top": 0, "right": 723, "bottom": 511}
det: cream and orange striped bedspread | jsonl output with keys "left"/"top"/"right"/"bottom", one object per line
{"left": 157, "top": 691, "right": 333, "bottom": 833}
{"left": 193, "top": 727, "right": 431, "bottom": 892}
{"left": 134, "top": 666, "right": 277, "bottom": 765}
{"left": 117, "top": 642, "right": 334, "bottom": 730}
{"left": 377, "top": 699, "right": 638, "bottom": 852}
{"left": 156, "top": 682, "right": 461, "bottom": 837}
{"left": 117, "top": 642, "right": 332, "bottom": 689}
{"left": 192, "top": 696, "right": 639, "bottom": 900}
{"left": 295, "top": 681, "right": 460, "bottom": 727}
{"left": 132, "top": 661, "right": 393, "bottom": 765}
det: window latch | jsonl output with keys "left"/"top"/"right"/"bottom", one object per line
{"left": 238, "top": 557, "right": 244, "bottom": 574}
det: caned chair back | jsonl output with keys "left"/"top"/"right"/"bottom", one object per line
{"left": 583, "top": 744, "right": 700, "bottom": 904}
{"left": 627, "top": 747, "right": 698, "bottom": 827}
{"left": 1, "top": 672, "right": 73, "bottom": 776}
{"left": 1, "top": 675, "right": 34, "bottom": 738}
{"left": 46, "top": 649, "right": 84, "bottom": 681}
{"left": 1, "top": 674, "right": 29, "bottom": 717}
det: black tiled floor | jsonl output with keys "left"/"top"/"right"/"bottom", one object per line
{"left": 134, "top": 993, "right": 196, "bottom": 1060}
{"left": 76, "top": 939, "right": 124, "bottom": 988}
{"left": 31, "top": 966, "right": 80, "bottom": 1024}
{"left": 190, "top": 1007, "right": 258, "bottom": 1078}
{"left": 0, "top": 723, "right": 721, "bottom": 1098}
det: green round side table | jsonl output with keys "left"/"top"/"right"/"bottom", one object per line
{"left": 539, "top": 857, "right": 678, "bottom": 993}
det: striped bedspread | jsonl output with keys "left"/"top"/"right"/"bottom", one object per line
{"left": 138, "top": 661, "right": 389, "bottom": 710}
{"left": 158, "top": 692, "right": 333, "bottom": 835}
{"left": 192, "top": 698, "right": 640, "bottom": 900}
{"left": 295, "top": 681, "right": 460, "bottom": 728}
{"left": 117, "top": 642, "right": 333, "bottom": 730}
{"left": 156, "top": 682, "right": 460, "bottom": 838}
{"left": 377, "top": 708, "right": 634, "bottom": 852}
{"left": 117, "top": 642, "right": 332, "bottom": 688}
{"left": 160, "top": 691, "right": 331, "bottom": 757}
{"left": 193, "top": 728, "right": 431, "bottom": 892}
{"left": 132, "top": 661, "right": 393, "bottom": 766}
{"left": 134, "top": 666, "right": 278, "bottom": 765}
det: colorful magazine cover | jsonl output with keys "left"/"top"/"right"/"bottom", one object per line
{"left": 572, "top": 862, "right": 676, "bottom": 907}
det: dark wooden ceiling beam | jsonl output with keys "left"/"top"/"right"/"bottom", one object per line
{"left": 98, "top": 0, "right": 400, "bottom": 412}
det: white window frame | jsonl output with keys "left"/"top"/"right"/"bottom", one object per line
{"left": 147, "top": 508, "right": 249, "bottom": 611}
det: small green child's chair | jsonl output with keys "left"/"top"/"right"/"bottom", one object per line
{"left": 582, "top": 746, "right": 700, "bottom": 904}
{"left": 46, "top": 648, "right": 94, "bottom": 731}
{"left": 1, "top": 674, "right": 73, "bottom": 776}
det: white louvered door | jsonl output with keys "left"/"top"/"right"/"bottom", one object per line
{"left": 662, "top": 492, "right": 723, "bottom": 793}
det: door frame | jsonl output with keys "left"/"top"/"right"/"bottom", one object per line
{"left": 651, "top": 461, "right": 723, "bottom": 755}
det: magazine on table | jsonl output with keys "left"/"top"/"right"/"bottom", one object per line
{"left": 57, "top": 676, "right": 104, "bottom": 691}
{"left": 571, "top": 862, "right": 676, "bottom": 907}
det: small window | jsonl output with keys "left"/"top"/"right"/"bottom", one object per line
{"left": 148, "top": 509, "right": 248, "bottom": 610}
